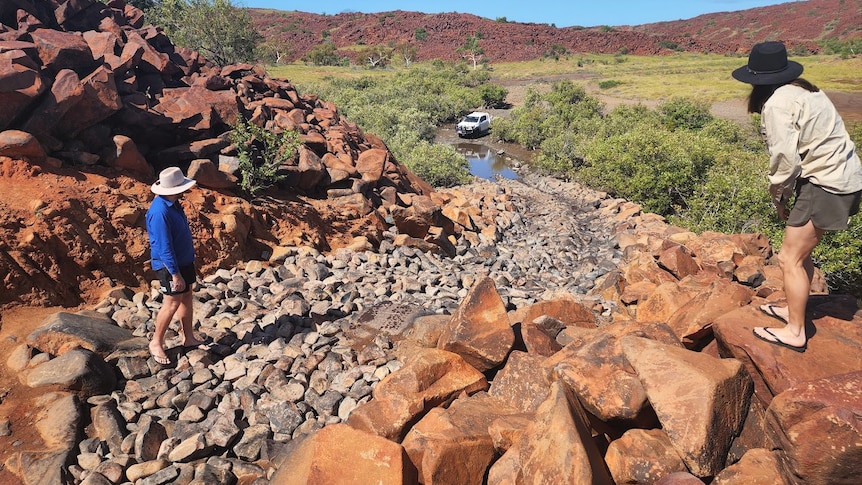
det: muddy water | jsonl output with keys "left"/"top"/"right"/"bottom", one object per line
{"left": 435, "top": 125, "right": 533, "bottom": 181}
{"left": 455, "top": 142, "right": 519, "bottom": 180}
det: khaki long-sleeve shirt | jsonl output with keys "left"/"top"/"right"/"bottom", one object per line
{"left": 762, "top": 84, "right": 862, "bottom": 205}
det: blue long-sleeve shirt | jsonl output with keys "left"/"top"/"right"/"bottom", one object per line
{"left": 146, "top": 195, "right": 195, "bottom": 274}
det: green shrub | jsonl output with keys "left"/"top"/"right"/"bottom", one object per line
{"left": 598, "top": 104, "right": 661, "bottom": 137}
{"left": 673, "top": 150, "right": 778, "bottom": 235}
{"left": 659, "top": 97, "right": 714, "bottom": 130}
{"left": 490, "top": 116, "right": 519, "bottom": 144}
{"left": 302, "top": 41, "right": 345, "bottom": 66}
{"left": 543, "top": 44, "right": 570, "bottom": 61}
{"left": 147, "top": 0, "right": 262, "bottom": 66}
{"left": 493, "top": 82, "right": 603, "bottom": 150}
{"left": 816, "top": 217, "right": 862, "bottom": 297}
{"left": 598, "top": 80, "right": 621, "bottom": 89}
{"left": 533, "top": 132, "right": 586, "bottom": 176}
{"left": 397, "top": 138, "right": 473, "bottom": 187}
{"left": 658, "top": 40, "right": 683, "bottom": 51}
{"left": 819, "top": 38, "right": 862, "bottom": 57}
{"left": 231, "top": 117, "right": 300, "bottom": 197}
{"left": 580, "top": 126, "right": 720, "bottom": 215}
{"left": 479, "top": 83, "right": 508, "bottom": 108}
{"left": 493, "top": 105, "right": 549, "bottom": 149}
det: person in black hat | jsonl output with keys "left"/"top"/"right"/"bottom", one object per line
{"left": 146, "top": 167, "right": 204, "bottom": 365}
{"left": 733, "top": 41, "right": 862, "bottom": 352}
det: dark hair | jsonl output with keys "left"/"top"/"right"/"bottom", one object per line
{"left": 747, "top": 78, "right": 819, "bottom": 113}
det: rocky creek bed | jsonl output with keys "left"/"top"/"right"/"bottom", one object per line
{"left": 3, "top": 172, "right": 626, "bottom": 485}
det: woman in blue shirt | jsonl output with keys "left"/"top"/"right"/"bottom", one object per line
{"left": 146, "top": 167, "right": 203, "bottom": 365}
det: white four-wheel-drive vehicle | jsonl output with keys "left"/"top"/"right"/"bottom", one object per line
{"left": 456, "top": 111, "right": 491, "bottom": 137}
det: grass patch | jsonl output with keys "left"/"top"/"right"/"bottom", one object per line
{"left": 489, "top": 53, "right": 862, "bottom": 104}
{"left": 266, "top": 63, "right": 398, "bottom": 85}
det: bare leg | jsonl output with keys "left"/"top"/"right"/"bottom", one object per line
{"left": 149, "top": 293, "right": 181, "bottom": 363}
{"left": 754, "top": 220, "right": 823, "bottom": 348}
{"left": 177, "top": 290, "right": 202, "bottom": 346}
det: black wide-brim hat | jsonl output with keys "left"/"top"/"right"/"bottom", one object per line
{"left": 732, "top": 41, "right": 803, "bottom": 85}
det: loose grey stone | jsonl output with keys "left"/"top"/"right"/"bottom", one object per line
{"left": 79, "top": 470, "right": 113, "bottom": 485}
{"left": 233, "top": 424, "right": 271, "bottom": 461}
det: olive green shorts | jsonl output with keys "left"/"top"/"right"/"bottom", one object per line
{"left": 787, "top": 180, "right": 862, "bottom": 231}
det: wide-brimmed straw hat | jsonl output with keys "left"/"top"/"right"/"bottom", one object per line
{"left": 732, "top": 41, "right": 803, "bottom": 85}
{"left": 151, "top": 167, "right": 196, "bottom": 195}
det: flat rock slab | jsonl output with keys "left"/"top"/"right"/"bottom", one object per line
{"left": 26, "top": 311, "right": 134, "bottom": 357}
{"left": 713, "top": 295, "right": 862, "bottom": 406}
{"left": 344, "top": 300, "right": 431, "bottom": 348}
{"left": 26, "top": 348, "right": 117, "bottom": 397}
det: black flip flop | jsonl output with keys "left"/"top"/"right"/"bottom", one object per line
{"left": 752, "top": 328, "right": 807, "bottom": 353}
{"left": 759, "top": 304, "right": 787, "bottom": 323}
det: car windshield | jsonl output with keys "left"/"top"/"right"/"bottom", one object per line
{"left": 463, "top": 116, "right": 480, "bottom": 122}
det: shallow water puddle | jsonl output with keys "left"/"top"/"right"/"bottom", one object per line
{"left": 454, "top": 142, "right": 519, "bottom": 180}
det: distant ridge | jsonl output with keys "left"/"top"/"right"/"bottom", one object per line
{"left": 249, "top": 0, "right": 861, "bottom": 63}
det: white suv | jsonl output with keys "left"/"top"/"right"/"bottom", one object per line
{"left": 456, "top": 111, "right": 491, "bottom": 137}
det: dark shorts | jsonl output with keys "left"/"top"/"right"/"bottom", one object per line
{"left": 156, "top": 263, "right": 196, "bottom": 295}
{"left": 787, "top": 180, "right": 862, "bottom": 231}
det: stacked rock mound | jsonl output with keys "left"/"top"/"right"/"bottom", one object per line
{"left": 1, "top": 0, "right": 425, "bottom": 196}
{"left": 0, "top": 0, "right": 485, "bottom": 308}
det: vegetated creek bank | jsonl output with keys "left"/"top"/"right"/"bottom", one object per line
{"left": 49, "top": 172, "right": 624, "bottom": 483}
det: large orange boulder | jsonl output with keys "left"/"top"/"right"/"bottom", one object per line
{"left": 269, "top": 424, "right": 418, "bottom": 485}
{"left": 766, "top": 370, "right": 862, "bottom": 485}
{"left": 347, "top": 348, "right": 488, "bottom": 441}
{"left": 713, "top": 295, "right": 862, "bottom": 406}
{"left": 621, "top": 336, "right": 753, "bottom": 477}
{"left": 487, "top": 380, "right": 614, "bottom": 484}
{"left": 437, "top": 276, "right": 515, "bottom": 372}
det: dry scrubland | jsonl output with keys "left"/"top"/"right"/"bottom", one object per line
{"left": 269, "top": 53, "right": 862, "bottom": 106}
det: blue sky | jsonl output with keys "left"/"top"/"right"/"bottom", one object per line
{"left": 241, "top": 1, "right": 798, "bottom": 28}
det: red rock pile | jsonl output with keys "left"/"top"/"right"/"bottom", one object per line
{"left": 0, "top": 0, "right": 427, "bottom": 195}
{"left": 0, "top": 0, "right": 487, "bottom": 308}
{"left": 271, "top": 200, "right": 862, "bottom": 485}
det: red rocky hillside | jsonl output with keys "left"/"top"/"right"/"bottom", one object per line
{"left": 250, "top": 0, "right": 862, "bottom": 63}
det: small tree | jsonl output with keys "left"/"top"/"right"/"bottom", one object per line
{"left": 230, "top": 118, "right": 300, "bottom": 197}
{"left": 394, "top": 42, "right": 418, "bottom": 66}
{"left": 258, "top": 38, "right": 293, "bottom": 65}
{"left": 479, "top": 83, "right": 508, "bottom": 108}
{"left": 659, "top": 97, "right": 714, "bottom": 131}
{"left": 543, "top": 44, "right": 569, "bottom": 61}
{"left": 149, "top": 0, "right": 262, "bottom": 66}
{"left": 302, "top": 41, "right": 344, "bottom": 66}
{"left": 457, "top": 33, "right": 485, "bottom": 69}
{"left": 358, "top": 44, "right": 393, "bottom": 69}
